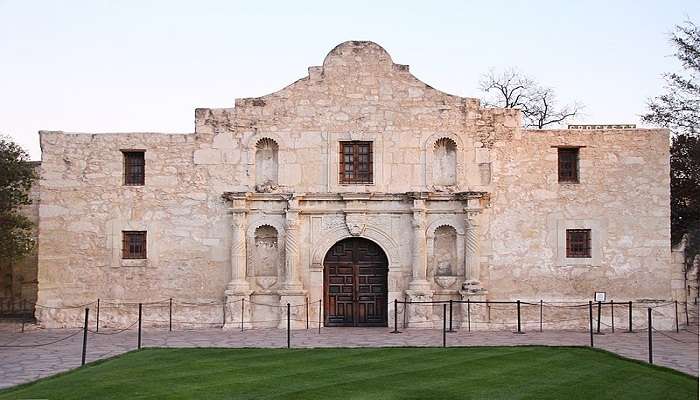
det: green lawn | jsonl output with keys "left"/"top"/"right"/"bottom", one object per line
{"left": 1, "top": 347, "right": 696, "bottom": 399}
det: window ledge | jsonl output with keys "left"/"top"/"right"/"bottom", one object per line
{"left": 121, "top": 259, "right": 149, "bottom": 267}
{"left": 555, "top": 259, "right": 600, "bottom": 267}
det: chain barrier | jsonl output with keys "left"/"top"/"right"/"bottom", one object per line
{"left": 87, "top": 320, "right": 138, "bottom": 335}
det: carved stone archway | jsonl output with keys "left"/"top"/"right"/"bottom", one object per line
{"left": 311, "top": 223, "right": 401, "bottom": 272}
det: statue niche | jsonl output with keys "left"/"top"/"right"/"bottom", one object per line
{"left": 433, "top": 138, "right": 457, "bottom": 187}
{"left": 252, "top": 225, "right": 281, "bottom": 290}
{"left": 432, "top": 225, "right": 459, "bottom": 289}
{"left": 255, "top": 138, "right": 278, "bottom": 192}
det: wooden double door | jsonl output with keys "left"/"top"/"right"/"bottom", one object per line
{"left": 323, "top": 238, "right": 388, "bottom": 327}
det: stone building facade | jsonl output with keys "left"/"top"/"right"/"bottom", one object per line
{"left": 35, "top": 41, "right": 678, "bottom": 329}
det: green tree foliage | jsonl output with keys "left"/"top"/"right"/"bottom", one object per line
{"left": 642, "top": 21, "right": 700, "bottom": 264}
{"left": 0, "top": 136, "right": 37, "bottom": 262}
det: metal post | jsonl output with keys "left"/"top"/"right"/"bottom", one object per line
{"left": 241, "top": 298, "right": 244, "bottom": 332}
{"left": 588, "top": 301, "right": 594, "bottom": 347}
{"left": 81, "top": 308, "right": 89, "bottom": 366}
{"left": 403, "top": 295, "right": 408, "bottom": 329}
{"left": 318, "top": 299, "right": 322, "bottom": 334}
{"left": 628, "top": 301, "right": 633, "bottom": 333}
{"left": 647, "top": 307, "right": 653, "bottom": 364}
{"left": 222, "top": 300, "right": 226, "bottom": 327}
{"left": 685, "top": 301, "right": 689, "bottom": 326}
{"left": 467, "top": 299, "right": 471, "bottom": 332}
{"left": 391, "top": 299, "right": 400, "bottom": 333}
{"left": 96, "top": 299, "right": 100, "bottom": 333}
{"left": 169, "top": 298, "right": 172, "bottom": 332}
{"left": 442, "top": 303, "right": 447, "bottom": 348}
{"left": 138, "top": 303, "right": 142, "bottom": 350}
{"left": 516, "top": 300, "right": 522, "bottom": 334}
{"left": 596, "top": 301, "right": 601, "bottom": 334}
{"left": 674, "top": 300, "right": 679, "bottom": 333}
{"left": 539, "top": 300, "right": 543, "bottom": 333}
{"left": 448, "top": 299, "right": 453, "bottom": 332}
{"left": 286, "top": 303, "right": 291, "bottom": 349}
{"left": 610, "top": 300, "right": 614, "bottom": 333}
{"left": 306, "top": 297, "right": 309, "bottom": 330}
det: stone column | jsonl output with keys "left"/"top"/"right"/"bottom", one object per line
{"left": 406, "top": 198, "right": 434, "bottom": 327}
{"left": 279, "top": 197, "right": 306, "bottom": 328}
{"left": 463, "top": 212, "right": 482, "bottom": 290}
{"left": 409, "top": 200, "right": 429, "bottom": 288}
{"left": 224, "top": 195, "right": 251, "bottom": 329}
{"left": 460, "top": 208, "right": 487, "bottom": 329}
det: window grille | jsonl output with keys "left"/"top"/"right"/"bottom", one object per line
{"left": 566, "top": 229, "right": 591, "bottom": 258}
{"left": 339, "top": 141, "right": 373, "bottom": 184}
{"left": 122, "top": 231, "right": 147, "bottom": 259}
{"left": 123, "top": 151, "right": 145, "bottom": 185}
{"left": 558, "top": 148, "right": 579, "bottom": 183}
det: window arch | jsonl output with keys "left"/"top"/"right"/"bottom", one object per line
{"left": 433, "top": 138, "right": 457, "bottom": 186}
{"left": 255, "top": 138, "right": 279, "bottom": 190}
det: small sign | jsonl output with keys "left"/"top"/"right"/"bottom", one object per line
{"left": 594, "top": 292, "right": 606, "bottom": 302}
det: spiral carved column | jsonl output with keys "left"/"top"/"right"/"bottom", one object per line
{"left": 464, "top": 218, "right": 480, "bottom": 286}
{"left": 279, "top": 198, "right": 306, "bottom": 329}
{"left": 224, "top": 197, "right": 252, "bottom": 329}
{"left": 406, "top": 198, "right": 433, "bottom": 327}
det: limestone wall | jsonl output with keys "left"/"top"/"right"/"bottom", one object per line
{"left": 35, "top": 131, "right": 233, "bottom": 326}
{"left": 486, "top": 129, "right": 672, "bottom": 303}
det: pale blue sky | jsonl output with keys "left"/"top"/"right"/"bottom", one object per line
{"left": 1, "top": 0, "right": 698, "bottom": 160}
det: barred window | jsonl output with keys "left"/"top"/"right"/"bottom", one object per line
{"left": 558, "top": 148, "right": 579, "bottom": 183}
{"left": 123, "top": 151, "right": 145, "bottom": 186}
{"left": 339, "top": 141, "right": 373, "bottom": 184}
{"left": 122, "top": 231, "right": 147, "bottom": 259}
{"left": 566, "top": 229, "right": 591, "bottom": 258}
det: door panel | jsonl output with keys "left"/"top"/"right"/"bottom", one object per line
{"left": 324, "top": 238, "right": 388, "bottom": 327}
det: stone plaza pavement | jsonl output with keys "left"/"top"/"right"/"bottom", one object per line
{"left": 1, "top": 324, "right": 698, "bottom": 389}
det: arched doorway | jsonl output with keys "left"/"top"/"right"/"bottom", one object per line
{"left": 323, "top": 237, "right": 388, "bottom": 327}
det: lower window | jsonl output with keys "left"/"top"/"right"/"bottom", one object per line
{"left": 122, "top": 231, "right": 147, "bottom": 259}
{"left": 566, "top": 229, "right": 591, "bottom": 258}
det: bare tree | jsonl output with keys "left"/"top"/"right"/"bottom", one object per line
{"left": 479, "top": 68, "right": 582, "bottom": 129}
{"left": 479, "top": 68, "right": 533, "bottom": 109}
{"left": 526, "top": 87, "right": 582, "bottom": 129}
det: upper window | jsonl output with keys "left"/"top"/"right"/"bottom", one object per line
{"left": 123, "top": 151, "right": 145, "bottom": 186}
{"left": 566, "top": 229, "right": 591, "bottom": 258}
{"left": 122, "top": 231, "right": 147, "bottom": 259}
{"left": 558, "top": 148, "right": 579, "bottom": 183}
{"left": 339, "top": 141, "right": 373, "bottom": 184}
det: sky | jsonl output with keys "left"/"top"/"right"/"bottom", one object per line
{"left": 1, "top": 1, "right": 698, "bottom": 160}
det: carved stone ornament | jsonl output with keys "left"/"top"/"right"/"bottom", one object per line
{"left": 344, "top": 213, "right": 367, "bottom": 236}
{"left": 256, "top": 276, "right": 278, "bottom": 290}
{"left": 434, "top": 276, "right": 458, "bottom": 289}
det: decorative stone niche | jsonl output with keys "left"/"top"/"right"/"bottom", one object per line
{"left": 252, "top": 224, "right": 281, "bottom": 290}
{"left": 255, "top": 138, "right": 279, "bottom": 192}
{"left": 432, "top": 225, "right": 460, "bottom": 289}
{"left": 433, "top": 138, "right": 457, "bottom": 186}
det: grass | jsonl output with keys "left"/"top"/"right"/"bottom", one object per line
{"left": 0, "top": 347, "right": 696, "bottom": 399}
